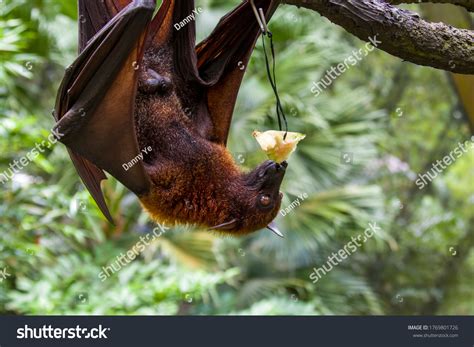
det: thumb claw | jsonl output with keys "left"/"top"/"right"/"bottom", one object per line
{"left": 267, "top": 222, "right": 284, "bottom": 238}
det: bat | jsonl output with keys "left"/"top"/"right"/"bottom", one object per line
{"left": 53, "top": 0, "right": 286, "bottom": 236}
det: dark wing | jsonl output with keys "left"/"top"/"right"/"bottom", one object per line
{"left": 196, "top": 0, "right": 279, "bottom": 145}
{"left": 53, "top": 0, "right": 155, "bottom": 222}
{"left": 147, "top": 0, "right": 278, "bottom": 145}
{"left": 78, "top": 0, "right": 135, "bottom": 50}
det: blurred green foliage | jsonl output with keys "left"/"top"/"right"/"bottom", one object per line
{"left": 0, "top": 0, "right": 472, "bottom": 315}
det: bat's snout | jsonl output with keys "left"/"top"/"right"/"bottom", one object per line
{"left": 260, "top": 160, "right": 287, "bottom": 190}
{"left": 267, "top": 160, "right": 287, "bottom": 173}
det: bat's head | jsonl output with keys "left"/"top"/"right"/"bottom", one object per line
{"left": 211, "top": 160, "right": 287, "bottom": 236}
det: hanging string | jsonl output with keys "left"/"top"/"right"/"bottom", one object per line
{"left": 251, "top": 1, "right": 288, "bottom": 139}
{"left": 261, "top": 32, "right": 288, "bottom": 139}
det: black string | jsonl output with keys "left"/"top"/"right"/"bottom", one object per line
{"left": 261, "top": 31, "right": 288, "bottom": 140}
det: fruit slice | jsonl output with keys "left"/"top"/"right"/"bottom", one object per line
{"left": 253, "top": 130, "right": 306, "bottom": 163}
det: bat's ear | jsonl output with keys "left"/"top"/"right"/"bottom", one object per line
{"left": 54, "top": 1, "right": 156, "bottom": 222}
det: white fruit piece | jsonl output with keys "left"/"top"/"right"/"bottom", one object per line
{"left": 253, "top": 130, "right": 306, "bottom": 163}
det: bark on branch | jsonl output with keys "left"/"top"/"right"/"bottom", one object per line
{"left": 282, "top": 0, "right": 474, "bottom": 74}
{"left": 388, "top": 0, "right": 474, "bottom": 12}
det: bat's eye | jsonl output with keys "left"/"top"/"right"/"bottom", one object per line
{"left": 258, "top": 194, "right": 273, "bottom": 209}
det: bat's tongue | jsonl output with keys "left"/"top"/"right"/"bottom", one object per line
{"left": 267, "top": 221, "right": 284, "bottom": 238}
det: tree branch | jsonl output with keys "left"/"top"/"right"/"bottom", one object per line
{"left": 282, "top": 0, "right": 474, "bottom": 74}
{"left": 388, "top": 0, "right": 474, "bottom": 12}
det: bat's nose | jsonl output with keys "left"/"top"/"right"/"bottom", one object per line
{"left": 265, "top": 161, "right": 287, "bottom": 175}
{"left": 275, "top": 161, "right": 287, "bottom": 172}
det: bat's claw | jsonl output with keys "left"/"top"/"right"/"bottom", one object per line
{"left": 267, "top": 221, "right": 284, "bottom": 238}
